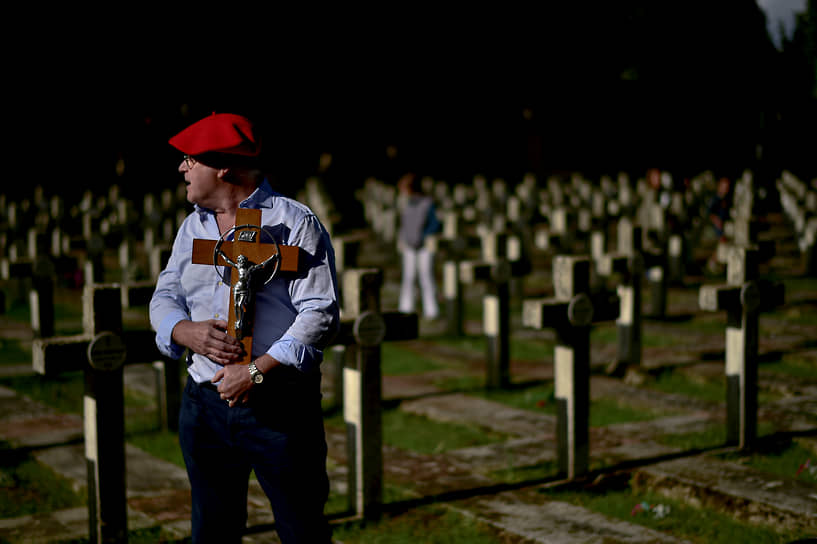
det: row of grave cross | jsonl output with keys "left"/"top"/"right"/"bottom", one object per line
{"left": 16, "top": 199, "right": 787, "bottom": 540}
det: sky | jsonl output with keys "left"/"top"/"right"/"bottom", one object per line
{"left": 757, "top": 0, "right": 807, "bottom": 47}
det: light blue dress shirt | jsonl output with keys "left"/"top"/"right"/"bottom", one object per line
{"left": 149, "top": 180, "right": 340, "bottom": 384}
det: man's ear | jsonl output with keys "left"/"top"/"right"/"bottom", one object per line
{"left": 216, "top": 168, "right": 231, "bottom": 179}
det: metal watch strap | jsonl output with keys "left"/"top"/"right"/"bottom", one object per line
{"left": 249, "top": 361, "right": 264, "bottom": 384}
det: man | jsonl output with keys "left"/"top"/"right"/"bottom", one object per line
{"left": 149, "top": 112, "right": 339, "bottom": 543}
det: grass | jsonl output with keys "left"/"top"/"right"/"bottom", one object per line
{"left": 480, "top": 382, "right": 556, "bottom": 413}
{"left": 382, "top": 409, "right": 508, "bottom": 455}
{"left": 719, "top": 438, "right": 817, "bottom": 484}
{"left": 475, "top": 382, "right": 673, "bottom": 426}
{"left": 541, "top": 477, "right": 809, "bottom": 544}
{"left": 590, "top": 397, "right": 672, "bottom": 426}
{"left": 0, "top": 453, "right": 84, "bottom": 518}
{"left": 324, "top": 403, "right": 508, "bottom": 455}
{"left": 648, "top": 369, "right": 726, "bottom": 404}
{"left": 43, "top": 492, "right": 509, "bottom": 543}
{"left": 654, "top": 425, "right": 727, "bottom": 450}
{"left": 592, "top": 318, "right": 733, "bottom": 348}
{"left": 432, "top": 373, "right": 485, "bottom": 392}
{"left": 428, "top": 335, "right": 485, "bottom": 354}
{"left": 489, "top": 460, "right": 559, "bottom": 483}
{"left": 648, "top": 368, "right": 780, "bottom": 404}
{"left": 3, "top": 299, "right": 84, "bottom": 336}
{"left": 0, "top": 371, "right": 85, "bottom": 415}
{"left": 511, "top": 337, "right": 556, "bottom": 361}
{"left": 761, "top": 353, "right": 817, "bottom": 379}
{"left": 326, "top": 483, "right": 417, "bottom": 518}
{"left": 426, "top": 334, "right": 555, "bottom": 362}
{"left": 382, "top": 342, "right": 448, "bottom": 375}
{"left": 52, "top": 527, "right": 181, "bottom": 544}
{"left": 0, "top": 338, "right": 30, "bottom": 366}
{"left": 654, "top": 421, "right": 777, "bottom": 451}
{"left": 332, "top": 504, "right": 509, "bottom": 544}
{"left": 127, "top": 429, "right": 186, "bottom": 469}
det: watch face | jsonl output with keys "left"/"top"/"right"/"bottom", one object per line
{"left": 254, "top": 374, "right": 264, "bottom": 384}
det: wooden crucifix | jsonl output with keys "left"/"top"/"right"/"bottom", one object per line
{"left": 190, "top": 208, "right": 300, "bottom": 365}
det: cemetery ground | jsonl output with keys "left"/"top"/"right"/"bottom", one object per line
{"left": 0, "top": 213, "right": 816, "bottom": 543}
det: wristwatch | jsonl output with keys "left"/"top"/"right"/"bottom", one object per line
{"left": 248, "top": 361, "right": 264, "bottom": 384}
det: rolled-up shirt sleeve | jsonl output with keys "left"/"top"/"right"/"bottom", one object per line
{"left": 149, "top": 229, "right": 192, "bottom": 361}
{"left": 267, "top": 213, "right": 340, "bottom": 373}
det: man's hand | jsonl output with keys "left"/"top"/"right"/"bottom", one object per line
{"left": 213, "top": 363, "right": 252, "bottom": 406}
{"left": 171, "top": 319, "right": 243, "bottom": 365}
{"left": 213, "top": 354, "right": 281, "bottom": 407}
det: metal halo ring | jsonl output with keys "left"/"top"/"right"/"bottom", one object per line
{"left": 213, "top": 223, "right": 281, "bottom": 285}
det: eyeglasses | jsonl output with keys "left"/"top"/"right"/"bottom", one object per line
{"left": 183, "top": 155, "right": 197, "bottom": 169}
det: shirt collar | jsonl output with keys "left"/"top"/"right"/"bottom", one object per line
{"left": 194, "top": 179, "right": 276, "bottom": 219}
{"left": 240, "top": 178, "right": 275, "bottom": 209}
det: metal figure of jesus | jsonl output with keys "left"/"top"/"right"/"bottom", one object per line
{"left": 220, "top": 253, "right": 266, "bottom": 340}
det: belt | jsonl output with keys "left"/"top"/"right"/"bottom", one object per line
{"left": 197, "top": 380, "right": 219, "bottom": 393}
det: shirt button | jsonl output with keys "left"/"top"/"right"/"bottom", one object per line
{"left": 214, "top": 314, "right": 220, "bottom": 318}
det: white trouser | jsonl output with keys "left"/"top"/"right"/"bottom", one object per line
{"left": 399, "top": 244, "right": 439, "bottom": 319}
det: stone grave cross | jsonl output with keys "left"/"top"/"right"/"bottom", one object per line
{"left": 332, "top": 268, "right": 419, "bottom": 520}
{"left": 522, "top": 255, "right": 619, "bottom": 479}
{"left": 699, "top": 246, "right": 784, "bottom": 448}
{"left": 31, "top": 284, "right": 179, "bottom": 543}
{"left": 459, "top": 228, "right": 531, "bottom": 389}
{"left": 596, "top": 220, "right": 644, "bottom": 370}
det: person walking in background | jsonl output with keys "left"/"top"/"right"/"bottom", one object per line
{"left": 397, "top": 172, "right": 441, "bottom": 320}
{"left": 705, "top": 175, "right": 733, "bottom": 275}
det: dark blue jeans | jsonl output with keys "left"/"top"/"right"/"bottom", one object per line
{"left": 178, "top": 369, "right": 331, "bottom": 543}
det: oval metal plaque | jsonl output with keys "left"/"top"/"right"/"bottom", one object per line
{"left": 740, "top": 281, "right": 761, "bottom": 314}
{"left": 567, "top": 293, "right": 594, "bottom": 327}
{"left": 353, "top": 311, "right": 387, "bottom": 347}
{"left": 87, "top": 332, "right": 127, "bottom": 371}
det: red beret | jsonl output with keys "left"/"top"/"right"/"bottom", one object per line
{"left": 169, "top": 113, "right": 261, "bottom": 157}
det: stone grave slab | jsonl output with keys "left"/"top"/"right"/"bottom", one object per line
{"left": 602, "top": 413, "right": 722, "bottom": 439}
{"left": 396, "top": 390, "right": 715, "bottom": 478}
{"left": 444, "top": 436, "right": 556, "bottom": 472}
{"left": 399, "top": 392, "right": 556, "bottom": 437}
{"left": 634, "top": 455, "right": 817, "bottom": 534}
{"left": 759, "top": 396, "right": 817, "bottom": 431}
{"left": 0, "top": 385, "right": 83, "bottom": 449}
{"left": 456, "top": 488, "right": 692, "bottom": 543}
{"left": 590, "top": 375, "right": 720, "bottom": 414}
{"left": 382, "top": 373, "right": 445, "bottom": 400}
{"left": 0, "top": 505, "right": 156, "bottom": 544}
{"left": 27, "top": 439, "right": 284, "bottom": 541}
{"left": 381, "top": 442, "right": 496, "bottom": 497}
{"left": 599, "top": 439, "right": 682, "bottom": 461}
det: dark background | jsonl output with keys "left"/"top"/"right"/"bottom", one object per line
{"left": 17, "top": 2, "right": 817, "bottom": 228}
